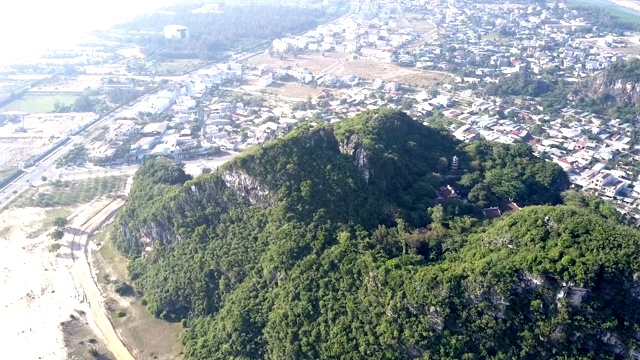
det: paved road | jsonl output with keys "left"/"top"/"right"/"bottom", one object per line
{"left": 0, "top": 142, "right": 240, "bottom": 210}
{"left": 69, "top": 199, "right": 134, "bottom": 360}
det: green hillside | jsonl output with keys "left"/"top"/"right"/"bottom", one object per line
{"left": 113, "top": 109, "right": 640, "bottom": 359}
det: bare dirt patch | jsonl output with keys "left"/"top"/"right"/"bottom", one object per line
{"left": 247, "top": 51, "right": 453, "bottom": 89}
{"left": 334, "top": 60, "right": 453, "bottom": 87}
{"left": 0, "top": 206, "right": 83, "bottom": 360}
{"left": 579, "top": 37, "right": 640, "bottom": 56}
{"left": 0, "top": 138, "right": 51, "bottom": 168}
{"left": 397, "top": 13, "right": 437, "bottom": 33}
{"left": 264, "top": 82, "right": 323, "bottom": 100}
{"left": 247, "top": 52, "right": 346, "bottom": 73}
{"left": 0, "top": 112, "right": 95, "bottom": 169}
{"left": 614, "top": 38, "right": 640, "bottom": 56}
{"left": 62, "top": 309, "right": 115, "bottom": 360}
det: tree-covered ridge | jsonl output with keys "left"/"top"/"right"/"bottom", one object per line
{"left": 457, "top": 141, "right": 569, "bottom": 207}
{"left": 221, "top": 122, "right": 378, "bottom": 226}
{"left": 119, "top": 4, "right": 327, "bottom": 60}
{"left": 113, "top": 109, "right": 640, "bottom": 360}
{"left": 181, "top": 205, "right": 640, "bottom": 360}
{"left": 485, "top": 71, "right": 556, "bottom": 98}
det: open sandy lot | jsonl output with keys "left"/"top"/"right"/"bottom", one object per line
{"left": 0, "top": 112, "right": 95, "bottom": 168}
{"left": 247, "top": 52, "right": 346, "bottom": 73}
{"left": 0, "top": 138, "right": 51, "bottom": 168}
{"left": 241, "top": 80, "right": 323, "bottom": 100}
{"left": 247, "top": 51, "right": 453, "bottom": 89}
{"left": 579, "top": 36, "right": 640, "bottom": 56}
{"left": 0, "top": 203, "right": 97, "bottom": 360}
{"left": 265, "top": 82, "right": 323, "bottom": 100}
{"left": 397, "top": 12, "right": 437, "bottom": 33}
{"left": 334, "top": 60, "right": 453, "bottom": 87}
{"left": 0, "top": 170, "right": 134, "bottom": 359}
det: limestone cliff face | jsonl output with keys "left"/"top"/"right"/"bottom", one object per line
{"left": 588, "top": 60, "right": 640, "bottom": 105}
{"left": 339, "top": 133, "right": 371, "bottom": 183}
{"left": 222, "top": 169, "right": 276, "bottom": 207}
{"left": 123, "top": 218, "right": 176, "bottom": 248}
{"left": 118, "top": 175, "right": 236, "bottom": 251}
{"left": 589, "top": 77, "right": 640, "bottom": 105}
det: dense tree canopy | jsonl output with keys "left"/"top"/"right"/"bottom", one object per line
{"left": 485, "top": 72, "right": 556, "bottom": 98}
{"left": 112, "top": 110, "right": 640, "bottom": 359}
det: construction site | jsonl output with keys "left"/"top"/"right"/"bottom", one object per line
{"left": 0, "top": 112, "right": 96, "bottom": 171}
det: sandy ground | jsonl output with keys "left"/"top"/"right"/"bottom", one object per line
{"left": 0, "top": 193, "right": 129, "bottom": 359}
{"left": 0, "top": 139, "right": 51, "bottom": 168}
{"left": 0, "top": 206, "right": 87, "bottom": 359}
{"left": 0, "top": 155, "right": 236, "bottom": 359}
{"left": 247, "top": 52, "right": 345, "bottom": 74}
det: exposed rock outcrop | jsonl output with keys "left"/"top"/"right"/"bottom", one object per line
{"left": 222, "top": 169, "right": 275, "bottom": 207}
{"left": 339, "top": 133, "right": 371, "bottom": 183}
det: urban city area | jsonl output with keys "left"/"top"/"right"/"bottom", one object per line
{"left": 4, "top": 0, "right": 640, "bottom": 358}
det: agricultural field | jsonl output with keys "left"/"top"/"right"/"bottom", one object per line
{"left": 5, "top": 95, "right": 78, "bottom": 113}
{"left": 11, "top": 176, "right": 127, "bottom": 209}
{"left": 568, "top": 0, "right": 640, "bottom": 25}
{"left": 0, "top": 176, "right": 127, "bottom": 238}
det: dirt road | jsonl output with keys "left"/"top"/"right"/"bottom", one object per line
{"left": 69, "top": 198, "right": 134, "bottom": 360}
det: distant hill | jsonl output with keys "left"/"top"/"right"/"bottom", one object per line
{"left": 113, "top": 1, "right": 343, "bottom": 61}
{"left": 110, "top": 110, "right": 640, "bottom": 359}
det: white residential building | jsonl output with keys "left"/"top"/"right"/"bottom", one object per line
{"left": 163, "top": 25, "right": 190, "bottom": 39}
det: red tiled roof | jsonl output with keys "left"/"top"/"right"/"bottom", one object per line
{"left": 503, "top": 201, "right": 521, "bottom": 212}
{"left": 483, "top": 207, "right": 502, "bottom": 219}
{"left": 440, "top": 187, "right": 454, "bottom": 198}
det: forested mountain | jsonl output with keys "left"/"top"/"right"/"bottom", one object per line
{"left": 115, "top": 109, "right": 640, "bottom": 359}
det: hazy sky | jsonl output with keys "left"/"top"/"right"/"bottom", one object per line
{"left": 0, "top": 0, "right": 179, "bottom": 62}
